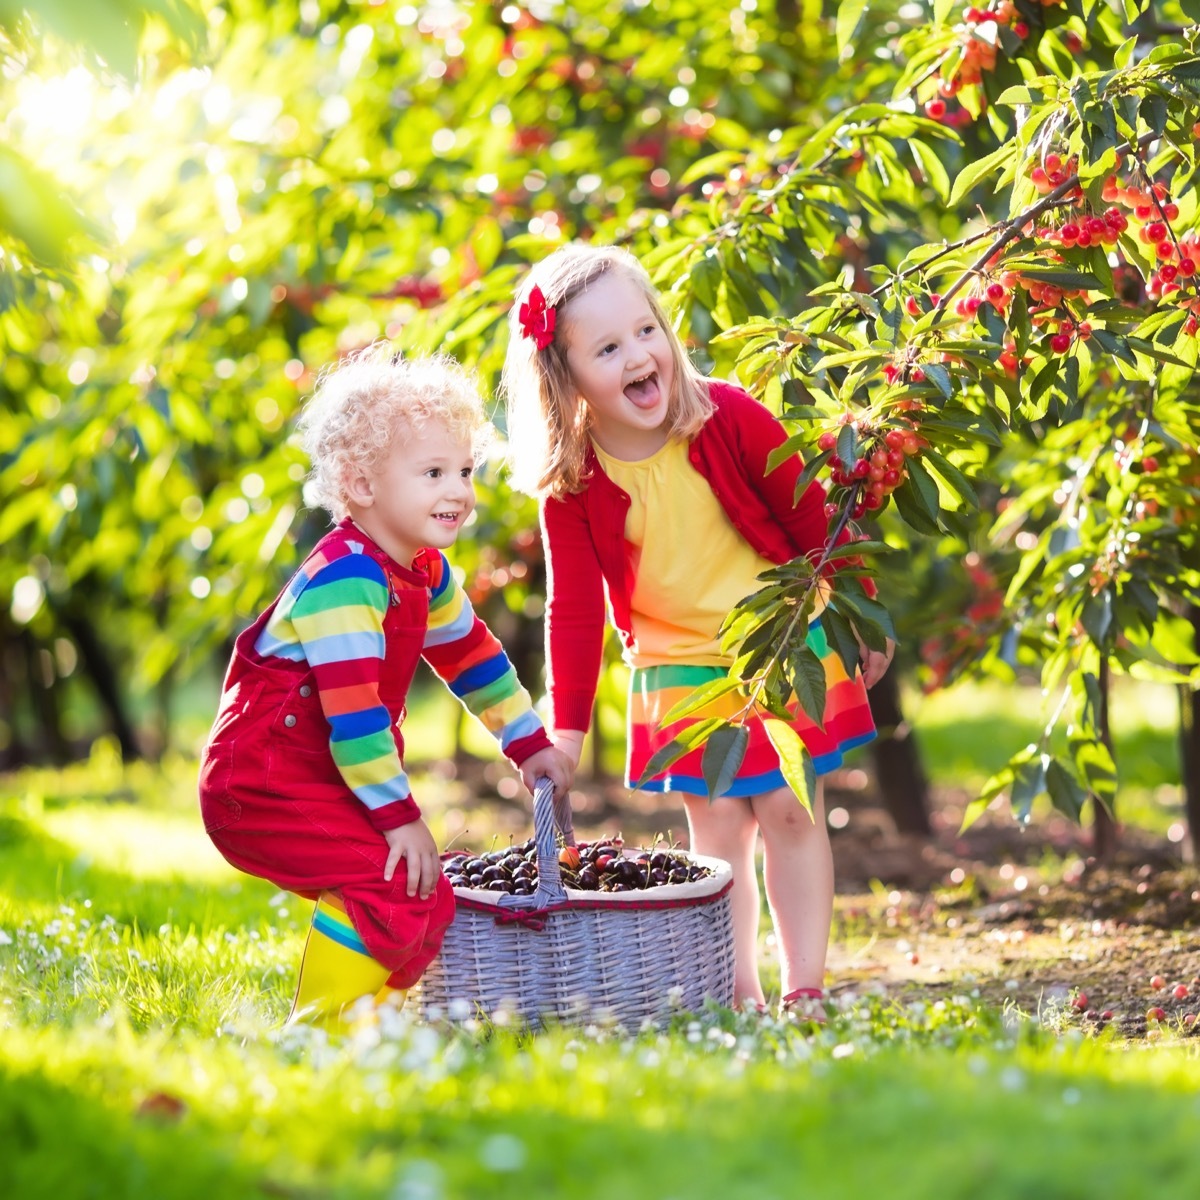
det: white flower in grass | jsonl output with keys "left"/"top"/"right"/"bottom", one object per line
{"left": 479, "top": 1133, "right": 526, "bottom": 1172}
{"left": 391, "top": 1160, "right": 444, "bottom": 1200}
{"left": 1000, "top": 1066, "right": 1025, "bottom": 1091}
{"left": 0, "top": 931, "right": 11, "bottom": 946}
{"left": 447, "top": 998, "right": 471, "bottom": 1021}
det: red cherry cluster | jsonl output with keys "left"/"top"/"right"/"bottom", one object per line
{"left": 817, "top": 424, "right": 922, "bottom": 519}
{"left": 997, "top": 339, "right": 1030, "bottom": 378}
{"left": 910, "top": 153, "right": 1199, "bottom": 363}
{"left": 1045, "top": 316, "right": 1093, "bottom": 356}
{"left": 1029, "top": 151, "right": 1083, "bottom": 199}
{"left": 386, "top": 275, "right": 444, "bottom": 309}
{"left": 927, "top": 1, "right": 1069, "bottom": 112}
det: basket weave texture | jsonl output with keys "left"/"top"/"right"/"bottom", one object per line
{"left": 414, "top": 782, "right": 735, "bottom": 1028}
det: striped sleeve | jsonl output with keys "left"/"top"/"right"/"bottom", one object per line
{"left": 291, "top": 552, "right": 420, "bottom": 831}
{"left": 422, "top": 551, "right": 552, "bottom": 765}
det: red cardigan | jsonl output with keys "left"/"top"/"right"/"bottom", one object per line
{"left": 540, "top": 380, "right": 863, "bottom": 734}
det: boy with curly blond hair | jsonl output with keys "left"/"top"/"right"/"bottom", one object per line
{"left": 199, "top": 345, "right": 572, "bottom": 1028}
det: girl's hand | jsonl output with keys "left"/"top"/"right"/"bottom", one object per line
{"left": 856, "top": 636, "right": 895, "bottom": 688}
{"left": 550, "top": 729, "right": 586, "bottom": 770}
{"left": 519, "top": 745, "right": 576, "bottom": 798}
{"left": 382, "top": 819, "right": 441, "bottom": 898}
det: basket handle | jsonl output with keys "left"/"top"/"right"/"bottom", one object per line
{"left": 495, "top": 776, "right": 574, "bottom": 912}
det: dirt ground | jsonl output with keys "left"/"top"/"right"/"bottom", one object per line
{"left": 432, "top": 757, "right": 1200, "bottom": 1039}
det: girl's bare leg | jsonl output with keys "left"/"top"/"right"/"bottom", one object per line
{"left": 683, "top": 792, "right": 764, "bottom": 1007}
{"left": 751, "top": 780, "right": 832, "bottom": 996}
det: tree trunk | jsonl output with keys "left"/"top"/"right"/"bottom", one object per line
{"left": 866, "top": 668, "right": 932, "bottom": 836}
{"left": 1178, "top": 605, "right": 1200, "bottom": 861}
{"left": 21, "top": 629, "right": 70, "bottom": 764}
{"left": 1091, "top": 658, "right": 1119, "bottom": 861}
{"left": 60, "top": 609, "right": 141, "bottom": 762}
{"left": 0, "top": 619, "right": 33, "bottom": 769}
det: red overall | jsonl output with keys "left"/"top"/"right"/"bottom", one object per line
{"left": 198, "top": 529, "right": 455, "bottom": 989}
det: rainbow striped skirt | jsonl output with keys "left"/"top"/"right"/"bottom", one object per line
{"left": 626, "top": 617, "right": 877, "bottom": 797}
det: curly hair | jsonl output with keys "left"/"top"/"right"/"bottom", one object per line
{"left": 502, "top": 243, "right": 713, "bottom": 497}
{"left": 297, "top": 343, "right": 489, "bottom": 520}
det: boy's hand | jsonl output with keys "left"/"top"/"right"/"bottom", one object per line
{"left": 382, "top": 819, "right": 441, "bottom": 898}
{"left": 519, "top": 745, "right": 576, "bottom": 799}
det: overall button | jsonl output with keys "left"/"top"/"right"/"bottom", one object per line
{"left": 299, "top": 685, "right": 312, "bottom": 698}
{"left": 283, "top": 714, "right": 297, "bottom": 728}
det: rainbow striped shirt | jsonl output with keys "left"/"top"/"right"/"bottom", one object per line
{"left": 254, "top": 532, "right": 547, "bottom": 830}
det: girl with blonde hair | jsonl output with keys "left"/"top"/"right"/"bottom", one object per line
{"left": 504, "top": 245, "right": 892, "bottom": 1014}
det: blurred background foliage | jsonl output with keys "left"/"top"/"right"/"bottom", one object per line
{"left": 1, "top": 0, "right": 1198, "bottom": 857}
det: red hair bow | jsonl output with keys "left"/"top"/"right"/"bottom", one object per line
{"left": 518, "top": 285, "right": 556, "bottom": 350}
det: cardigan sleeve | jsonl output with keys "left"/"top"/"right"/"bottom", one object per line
{"left": 728, "top": 387, "right": 879, "bottom": 597}
{"left": 540, "top": 492, "right": 608, "bottom": 734}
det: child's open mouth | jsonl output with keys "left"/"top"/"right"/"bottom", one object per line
{"left": 433, "top": 512, "right": 461, "bottom": 525}
{"left": 623, "top": 371, "right": 661, "bottom": 408}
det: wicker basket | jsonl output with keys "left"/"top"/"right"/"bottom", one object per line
{"left": 413, "top": 780, "right": 735, "bottom": 1028}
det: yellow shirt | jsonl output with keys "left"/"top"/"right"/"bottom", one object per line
{"left": 592, "top": 438, "right": 780, "bottom": 668}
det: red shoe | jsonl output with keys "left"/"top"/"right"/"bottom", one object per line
{"left": 779, "top": 987, "right": 827, "bottom": 1023}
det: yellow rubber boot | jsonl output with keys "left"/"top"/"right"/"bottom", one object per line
{"left": 287, "top": 891, "right": 389, "bottom": 1030}
{"left": 374, "top": 984, "right": 408, "bottom": 1013}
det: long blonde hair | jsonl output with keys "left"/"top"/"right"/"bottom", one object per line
{"left": 502, "top": 243, "right": 713, "bottom": 497}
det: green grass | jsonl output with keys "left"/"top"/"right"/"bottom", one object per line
{"left": 3, "top": 760, "right": 1200, "bottom": 1198}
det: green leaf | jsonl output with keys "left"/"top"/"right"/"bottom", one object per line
{"left": 788, "top": 645, "right": 827, "bottom": 730}
{"left": 701, "top": 724, "right": 750, "bottom": 800}
{"left": 763, "top": 720, "right": 816, "bottom": 819}
{"left": 821, "top": 607, "right": 863, "bottom": 678}
{"left": 1010, "top": 758, "right": 1046, "bottom": 826}
{"left": 822, "top": 538, "right": 891, "bottom": 562}
{"left": 679, "top": 151, "right": 750, "bottom": 187}
{"left": 659, "top": 675, "right": 746, "bottom": 725}
{"left": 1013, "top": 268, "right": 1102, "bottom": 289}
{"left": 921, "top": 448, "right": 979, "bottom": 508}
{"left": 996, "top": 86, "right": 1038, "bottom": 106}
{"left": 766, "top": 432, "right": 810, "bottom": 474}
{"left": 633, "top": 718, "right": 724, "bottom": 788}
{"left": 1070, "top": 734, "right": 1118, "bottom": 804}
{"left": 833, "top": 591, "right": 896, "bottom": 649}
{"left": 835, "top": 0, "right": 870, "bottom": 59}
{"left": 836, "top": 421, "right": 858, "bottom": 466}
{"left": 922, "top": 361, "right": 954, "bottom": 400}
{"left": 958, "top": 795, "right": 993, "bottom": 833}
{"left": 0, "top": 145, "right": 98, "bottom": 267}
{"left": 908, "top": 138, "right": 949, "bottom": 203}
{"left": 1046, "top": 759, "right": 1086, "bottom": 823}
{"left": 1081, "top": 590, "right": 1114, "bottom": 645}
{"left": 902, "top": 453, "right": 942, "bottom": 525}
{"left": 892, "top": 474, "right": 941, "bottom": 534}
{"left": 948, "top": 143, "right": 1014, "bottom": 207}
